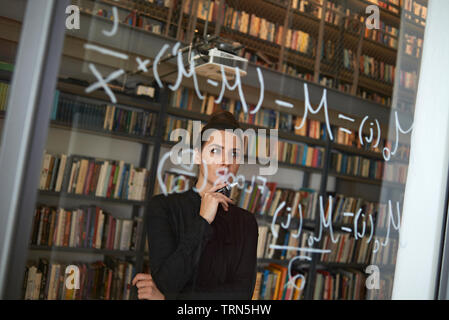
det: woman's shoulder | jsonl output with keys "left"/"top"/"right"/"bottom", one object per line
{"left": 149, "top": 189, "right": 198, "bottom": 208}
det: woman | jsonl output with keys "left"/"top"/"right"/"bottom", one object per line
{"left": 132, "top": 110, "right": 259, "bottom": 300}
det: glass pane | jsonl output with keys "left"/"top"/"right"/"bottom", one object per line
{"left": 2, "top": 0, "right": 431, "bottom": 300}
{"left": 0, "top": 0, "right": 27, "bottom": 144}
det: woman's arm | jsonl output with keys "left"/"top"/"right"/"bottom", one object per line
{"left": 145, "top": 195, "right": 211, "bottom": 300}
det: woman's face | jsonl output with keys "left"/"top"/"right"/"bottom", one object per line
{"left": 197, "top": 129, "right": 243, "bottom": 186}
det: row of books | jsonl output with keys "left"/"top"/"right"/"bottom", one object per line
{"left": 231, "top": 182, "right": 319, "bottom": 220}
{"left": 320, "top": 233, "right": 373, "bottom": 265}
{"left": 333, "top": 127, "right": 385, "bottom": 154}
{"left": 262, "top": 226, "right": 315, "bottom": 261}
{"left": 371, "top": 237, "right": 398, "bottom": 266}
{"left": 291, "top": 0, "right": 323, "bottom": 18}
{"left": 0, "top": 81, "right": 9, "bottom": 111}
{"left": 343, "top": 48, "right": 356, "bottom": 70}
{"left": 318, "top": 76, "right": 352, "bottom": 95}
{"left": 39, "top": 152, "right": 149, "bottom": 201}
{"left": 51, "top": 94, "right": 157, "bottom": 137}
{"left": 404, "top": 33, "right": 423, "bottom": 59}
{"left": 277, "top": 140, "right": 325, "bottom": 168}
{"left": 313, "top": 269, "right": 366, "bottom": 300}
{"left": 30, "top": 204, "right": 143, "bottom": 251}
{"left": 163, "top": 116, "right": 204, "bottom": 142}
{"left": 281, "top": 63, "right": 314, "bottom": 82}
{"left": 403, "top": 0, "right": 427, "bottom": 26}
{"left": 218, "top": 2, "right": 316, "bottom": 56}
{"left": 364, "top": 22, "right": 399, "bottom": 49}
{"left": 330, "top": 194, "right": 401, "bottom": 231}
{"left": 399, "top": 70, "right": 418, "bottom": 90}
{"left": 170, "top": 88, "right": 393, "bottom": 157}
{"left": 255, "top": 262, "right": 369, "bottom": 300}
{"left": 384, "top": 141, "right": 410, "bottom": 162}
{"left": 326, "top": 194, "right": 377, "bottom": 226}
{"left": 367, "top": 0, "right": 400, "bottom": 14}
{"left": 253, "top": 264, "right": 307, "bottom": 300}
{"left": 358, "top": 88, "right": 392, "bottom": 106}
{"left": 295, "top": 0, "right": 398, "bottom": 50}
{"left": 23, "top": 257, "right": 134, "bottom": 300}
{"left": 88, "top": 1, "right": 167, "bottom": 35}
{"left": 171, "top": 87, "right": 328, "bottom": 138}
{"left": 330, "top": 151, "right": 384, "bottom": 180}
{"left": 83, "top": 0, "right": 399, "bottom": 108}
{"left": 360, "top": 55, "right": 395, "bottom": 84}
{"left": 383, "top": 162, "right": 408, "bottom": 184}
{"left": 153, "top": 171, "right": 195, "bottom": 196}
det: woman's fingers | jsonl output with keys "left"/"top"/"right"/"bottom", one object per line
{"left": 137, "top": 287, "right": 154, "bottom": 300}
{"left": 135, "top": 280, "right": 154, "bottom": 288}
{"left": 208, "top": 182, "right": 228, "bottom": 193}
{"left": 137, "top": 285, "right": 165, "bottom": 300}
{"left": 132, "top": 273, "right": 152, "bottom": 286}
{"left": 213, "top": 192, "right": 234, "bottom": 204}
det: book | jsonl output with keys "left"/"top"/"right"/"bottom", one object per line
{"left": 23, "top": 259, "right": 136, "bottom": 300}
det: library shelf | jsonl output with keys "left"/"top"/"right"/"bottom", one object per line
{"left": 28, "top": 245, "right": 137, "bottom": 257}
{"left": 57, "top": 80, "right": 162, "bottom": 114}
{"left": 257, "top": 258, "right": 388, "bottom": 271}
{"left": 166, "top": 107, "right": 327, "bottom": 147}
{"left": 329, "top": 171, "right": 405, "bottom": 189}
{"left": 51, "top": 121, "right": 157, "bottom": 145}
{"left": 256, "top": 214, "right": 316, "bottom": 231}
{"left": 37, "top": 190, "right": 148, "bottom": 206}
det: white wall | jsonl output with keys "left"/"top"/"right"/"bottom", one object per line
{"left": 392, "top": 0, "right": 449, "bottom": 299}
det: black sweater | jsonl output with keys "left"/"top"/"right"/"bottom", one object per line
{"left": 145, "top": 188, "right": 259, "bottom": 300}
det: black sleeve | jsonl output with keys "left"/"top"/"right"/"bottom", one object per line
{"left": 187, "top": 216, "right": 259, "bottom": 300}
{"left": 145, "top": 195, "right": 212, "bottom": 300}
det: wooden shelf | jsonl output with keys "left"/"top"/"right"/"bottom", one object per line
{"left": 57, "top": 79, "right": 161, "bottom": 114}
{"left": 347, "top": 0, "right": 401, "bottom": 27}
{"left": 38, "top": 190, "right": 148, "bottom": 206}
{"left": 331, "top": 143, "right": 384, "bottom": 160}
{"left": 165, "top": 107, "right": 327, "bottom": 147}
{"left": 189, "top": 3, "right": 397, "bottom": 101}
{"left": 50, "top": 120, "right": 157, "bottom": 145}
{"left": 1, "top": 119, "right": 158, "bottom": 156}
{"left": 256, "top": 215, "right": 316, "bottom": 231}
{"left": 330, "top": 171, "right": 405, "bottom": 189}
{"left": 29, "top": 245, "right": 137, "bottom": 257}
{"left": 258, "top": 258, "right": 379, "bottom": 271}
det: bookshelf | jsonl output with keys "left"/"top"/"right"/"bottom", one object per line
{"left": 0, "top": 0, "right": 422, "bottom": 300}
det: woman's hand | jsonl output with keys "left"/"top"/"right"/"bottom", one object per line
{"left": 199, "top": 183, "right": 234, "bottom": 224}
{"left": 132, "top": 273, "right": 165, "bottom": 300}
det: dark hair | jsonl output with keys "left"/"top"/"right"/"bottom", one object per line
{"left": 199, "top": 110, "right": 241, "bottom": 149}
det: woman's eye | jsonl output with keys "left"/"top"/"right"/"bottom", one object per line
{"left": 211, "top": 148, "right": 220, "bottom": 155}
